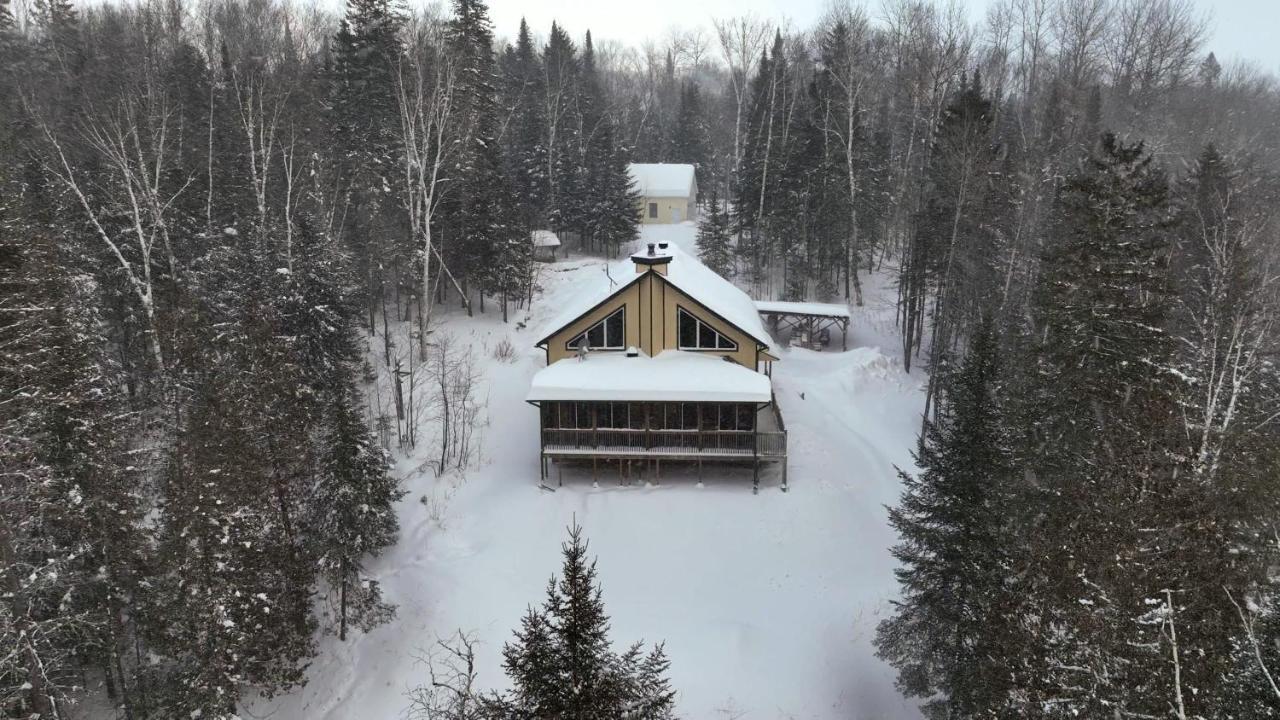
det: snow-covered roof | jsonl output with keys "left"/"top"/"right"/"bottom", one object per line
{"left": 531, "top": 230, "right": 561, "bottom": 247}
{"left": 527, "top": 350, "right": 772, "bottom": 403}
{"left": 755, "top": 300, "right": 851, "bottom": 319}
{"left": 627, "top": 163, "right": 696, "bottom": 198}
{"left": 536, "top": 243, "right": 775, "bottom": 352}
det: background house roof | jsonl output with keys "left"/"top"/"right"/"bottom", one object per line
{"left": 627, "top": 163, "right": 696, "bottom": 198}
{"left": 531, "top": 230, "right": 561, "bottom": 247}
{"left": 527, "top": 349, "right": 772, "bottom": 403}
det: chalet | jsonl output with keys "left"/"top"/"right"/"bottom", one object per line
{"left": 527, "top": 241, "right": 787, "bottom": 491}
{"left": 628, "top": 163, "right": 697, "bottom": 225}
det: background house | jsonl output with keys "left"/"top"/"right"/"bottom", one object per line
{"left": 531, "top": 229, "right": 561, "bottom": 262}
{"left": 628, "top": 163, "right": 697, "bottom": 224}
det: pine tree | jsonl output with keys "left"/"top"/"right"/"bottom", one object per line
{"left": 147, "top": 367, "right": 315, "bottom": 717}
{"left": 329, "top": 0, "right": 406, "bottom": 325}
{"left": 309, "top": 387, "right": 402, "bottom": 641}
{"left": 446, "top": 0, "right": 525, "bottom": 314}
{"left": 876, "top": 320, "right": 1013, "bottom": 719}
{"left": 1001, "top": 134, "right": 1246, "bottom": 718}
{"left": 672, "top": 81, "right": 712, "bottom": 193}
{"left": 696, "top": 190, "right": 734, "bottom": 278}
{"left": 503, "top": 18, "right": 550, "bottom": 228}
{"left": 577, "top": 30, "right": 638, "bottom": 256}
{"left": 498, "top": 524, "right": 676, "bottom": 718}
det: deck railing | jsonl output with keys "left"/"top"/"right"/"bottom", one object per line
{"left": 756, "top": 431, "right": 786, "bottom": 457}
{"left": 543, "top": 427, "right": 785, "bottom": 458}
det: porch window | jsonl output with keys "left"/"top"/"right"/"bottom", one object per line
{"left": 662, "top": 403, "right": 699, "bottom": 430}
{"left": 566, "top": 307, "right": 626, "bottom": 351}
{"left": 648, "top": 202, "right": 658, "bottom": 218}
{"left": 677, "top": 307, "right": 738, "bottom": 351}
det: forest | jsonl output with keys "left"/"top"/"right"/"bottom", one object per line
{"left": 2, "top": 0, "right": 1279, "bottom": 716}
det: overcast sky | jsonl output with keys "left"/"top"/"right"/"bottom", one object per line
{"left": 485, "top": 0, "right": 1280, "bottom": 74}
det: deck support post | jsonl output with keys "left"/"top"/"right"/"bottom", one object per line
{"left": 842, "top": 318, "right": 848, "bottom": 351}
{"left": 782, "top": 459, "right": 788, "bottom": 492}
{"left": 753, "top": 461, "right": 759, "bottom": 494}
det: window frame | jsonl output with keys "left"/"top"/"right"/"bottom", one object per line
{"left": 565, "top": 307, "right": 627, "bottom": 352}
{"left": 676, "top": 306, "right": 738, "bottom": 352}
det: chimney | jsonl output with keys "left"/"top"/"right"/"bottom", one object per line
{"left": 631, "top": 242, "right": 674, "bottom": 275}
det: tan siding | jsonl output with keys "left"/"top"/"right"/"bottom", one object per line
{"left": 542, "top": 269, "right": 767, "bottom": 372}
{"left": 638, "top": 196, "right": 696, "bottom": 224}
{"left": 545, "top": 283, "right": 641, "bottom": 364}
{"left": 659, "top": 280, "right": 760, "bottom": 369}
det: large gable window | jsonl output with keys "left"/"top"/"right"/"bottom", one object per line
{"left": 677, "top": 307, "right": 738, "bottom": 351}
{"left": 567, "top": 307, "right": 626, "bottom": 351}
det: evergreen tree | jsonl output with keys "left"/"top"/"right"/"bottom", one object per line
{"left": 446, "top": 0, "right": 526, "bottom": 314}
{"left": 147, "top": 366, "right": 315, "bottom": 717}
{"left": 308, "top": 386, "right": 401, "bottom": 641}
{"left": 696, "top": 189, "right": 734, "bottom": 278}
{"left": 543, "top": 22, "right": 582, "bottom": 236}
{"left": 1004, "top": 134, "right": 1243, "bottom": 717}
{"left": 876, "top": 320, "right": 1013, "bottom": 719}
{"left": 672, "top": 81, "right": 712, "bottom": 193}
{"left": 497, "top": 524, "right": 676, "bottom": 718}
{"left": 577, "top": 30, "right": 639, "bottom": 256}
{"left": 329, "top": 0, "right": 406, "bottom": 325}
{"left": 503, "top": 18, "right": 550, "bottom": 228}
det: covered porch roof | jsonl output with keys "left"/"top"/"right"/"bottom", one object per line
{"left": 526, "top": 350, "right": 772, "bottom": 404}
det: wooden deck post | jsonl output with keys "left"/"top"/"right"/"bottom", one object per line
{"left": 841, "top": 318, "right": 848, "bottom": 351}
{"left": 752, "top": 412, "right": 760, "bottom": 494}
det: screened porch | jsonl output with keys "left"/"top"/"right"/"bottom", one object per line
{"left": 537, "top": 400, "right": 787, "bottom": 460}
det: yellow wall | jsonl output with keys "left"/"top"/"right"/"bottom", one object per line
{"left": 543, "top": 270, "right": 767, "bottom": 370}
{"left": 638, "top": 196, "right": 696, "bottom": 225}
{"left": 545, "top": 282, "right": 642, "bottom": 364}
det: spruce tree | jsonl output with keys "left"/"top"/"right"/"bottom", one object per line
{"left": 329, "top": 0, "right": 405, "bottom": 324}
{"left": 504, "top": 18, "right": 550, "bottom": 228}
{"left": 308, "top": 387, "right": 402, "bottom": 641}
{"left": 1004, "top": 134, "right": 1245, "bottom": 718}
{"left": 876, "top": 320, "right": 1013, "bottom": 719}
{"left": 672, "top": 81, "right": 713, "bottom": 193}
{"left": 498, "top": 524, "right": 676, "bottom": 718}
{"left": 446, "top": 0, "right": 525, "bottom": 312}
{"left": 696, "top": 190, "right": 734, "bottom": 278}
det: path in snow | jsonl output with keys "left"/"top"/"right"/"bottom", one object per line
{"left": 246, "top": 223, "right": 926, "bottom": 719}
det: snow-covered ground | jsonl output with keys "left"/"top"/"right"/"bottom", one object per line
{"left": 246, "top": 223, "right": 926, "bottom": 719}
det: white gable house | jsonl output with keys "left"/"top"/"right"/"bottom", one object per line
{"left": 628, "top": 163, "right": 697, "bottom": 225}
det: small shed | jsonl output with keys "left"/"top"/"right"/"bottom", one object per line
{"left": 531, "top": 230, "right": 561, "bottom": 262}
{"left": 627, "top": 163, "right": 697, "bottom": 225}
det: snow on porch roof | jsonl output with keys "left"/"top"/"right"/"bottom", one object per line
{"left": 627, "top": 163, "right": 696, "bottom": 198}
{"left": 526, "top": 350, "right": 772, "bottom": 404}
